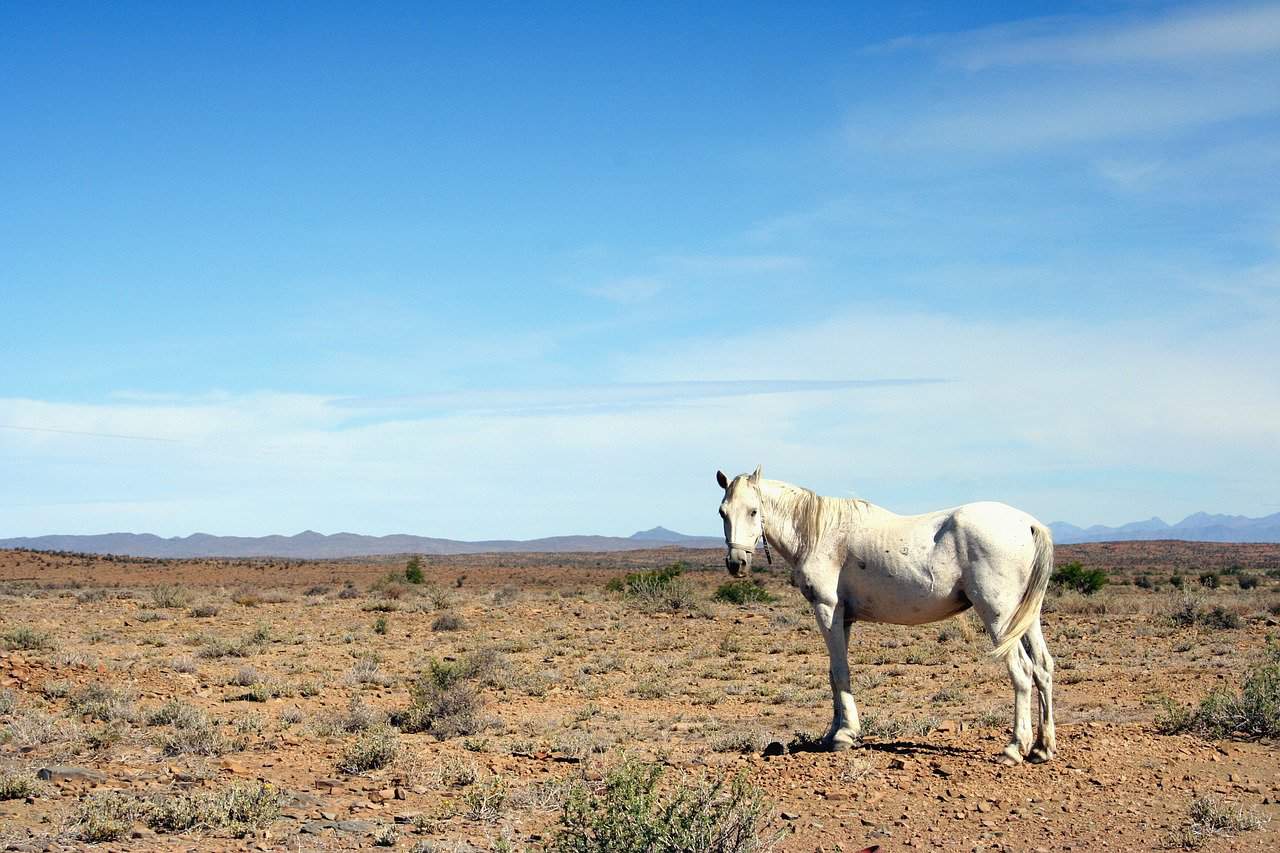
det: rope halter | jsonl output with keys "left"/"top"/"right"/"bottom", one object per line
{"left": 726, "top": 480, "right": 772, "bottom": 565}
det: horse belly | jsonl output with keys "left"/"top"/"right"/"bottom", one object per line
{"left": 841, "top": 570, "right": 968, "bottom": 626}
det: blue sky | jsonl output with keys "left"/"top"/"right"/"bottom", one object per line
{"left": 3, "top": 1, "right": 1278, "bottom": 538}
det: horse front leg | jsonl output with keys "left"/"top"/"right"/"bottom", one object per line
{"left": 813, "top": 599, "right": 860, "bottom": 751}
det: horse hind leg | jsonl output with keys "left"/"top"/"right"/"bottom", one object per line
{"left": 1024, "top": 619, "right": 1056, "bottom": 763}
{"left": 974, "top": 602, "right": 1035, "bottom": 765}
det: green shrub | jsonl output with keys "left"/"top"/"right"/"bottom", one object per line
{"left": 396, "top": 657, "right": 487, "bottom": 739}
{"left": 72, "top": 782, "right": 280, "bottom": 841}
{"left": 1198, "top": 606, "right": 1243, "bottom": 630}
{"left": 714, "top": 581, "right": 776, "bottom": 605}
{"left": 606, "top": 562, "right": 686, "bottom": 594}
{"left": 607, "top": 563, "right": 700, "bottom": 613}
{"left": 373, "top": 616, "right": 388, "bottom": 635}
{"left": 405, "top": 556, "right": 424, "bottom": 585}
{"left": 1050, "top": 562, "right": 1108, "bottom": 595}
{"left": 1156, "top": 657, "right": 1280, "bottom": 739}
{"left": 1135, "top": 574, "right": 1154, "bottom": 590}
{"left": 551, "top": 760, "right": 774, "bottom": 853}
{"left": 0, "top": 768, "right": 38, "bottom": 800}
{"left": 3, "top": 625, "right": 51, "bottom": 651}
{"left": 337, "top": 726, "right": 399, "bottom": 774}
{"left": 1237, "top": 575, "right": 1258, "bottom": 590}
{"left": 1170, "top": 573, "right": 1184, "bottom": 589}
{"left": 1198, "top": 572, "right": 1219, "bottom": 589}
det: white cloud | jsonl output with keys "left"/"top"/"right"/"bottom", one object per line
{"left": 852, "top": 4, "right": 1280, "bottom": 153}
{"left": 876, "top": 3, "right": 1280, "bottom": 70}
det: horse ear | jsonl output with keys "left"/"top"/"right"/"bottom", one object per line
{"left": 751, "top": 465, "right": 762, "bottom": 483}
{"left": 716, "top": 470, "right": 729, "bottom": 490}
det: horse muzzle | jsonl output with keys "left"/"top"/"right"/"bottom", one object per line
{"left": 725, "top": 547, "right": 751, "bottom": 577}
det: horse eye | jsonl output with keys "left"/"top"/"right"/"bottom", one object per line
{"left": 750, "top": 510, "right": 758, "bottom": 517}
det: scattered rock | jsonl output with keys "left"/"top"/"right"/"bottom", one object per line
{"left": 36, "top": 766, "right": 105, "bottom": 784}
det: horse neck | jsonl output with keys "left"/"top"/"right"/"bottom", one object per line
{"left": 757, "top": 480, "right": 806, "bottom": 566}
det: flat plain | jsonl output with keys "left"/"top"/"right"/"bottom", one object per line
{"left": 1, "top": 542, "right": 1278, "bottom": 852}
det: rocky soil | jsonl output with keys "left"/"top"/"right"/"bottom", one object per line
{"left": 1, "top": 543, "right": 1278, "bottom": 851}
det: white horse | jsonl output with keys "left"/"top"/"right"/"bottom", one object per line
{"left": 716, "top": 466, "right": 1056, "bottom": 765}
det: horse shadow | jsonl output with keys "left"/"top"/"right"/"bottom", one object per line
{"left": 778, "top": 737, "right": 977, "bottom": 759}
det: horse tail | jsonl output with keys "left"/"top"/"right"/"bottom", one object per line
{"left": 991, "top": 522, "right": 1053, "bottom": 660}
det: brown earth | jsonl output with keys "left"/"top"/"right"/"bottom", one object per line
{"left": 1, "top": 542, "right": 1278, "bottom": 852}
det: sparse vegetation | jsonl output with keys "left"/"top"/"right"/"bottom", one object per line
{"left": 397, "top": 658, "right": 489, "bottom": 739}
{"left": 1156, "top": 654, "right": 1280, "bottom": 739}
{"left": 72, "top": 782, "right": 281, "bottom": 841}
{"left": 1051, "top": 561, "right": 1108, "bottom": 595}
{"left": 151, "top": 585, "right": 194, "bottom": 609}
{"left": 68, "top": 682, "right": 135, "bottom": 722}
{"left": 3, "top": 625, "right": 51, "bottom": 651}
{"left": 338, "top": 726, "right": 399, "bottom": 773}
{"left": 607, "top": 563, "right": 701, "bottom": 612}
{"left": 551, "top": 760, "right": 774, "bottom": 853}
{"left": 0, "top": 767, "right": 38, "bottom": 800}
{"left": 1165, "top": 795, "right": 1262, "bottom": 849}
{"left": 714, "top": 580, "right": 776, "bottom": 605}
{"left": 432, "top": 611, "right": 466, "bottom": 631}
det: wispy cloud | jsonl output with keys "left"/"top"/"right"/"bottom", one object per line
{"left": 657, "top": 254, "right": 808, "bottom": 275}
{"left": 904, "top": 3, "right": 1280, "bottom": 70}
{"left": 853, "top": 3, "right": 1280, "bottom": 153}
{"left": 334, "top": 379, "right": 941, "bottom": 419}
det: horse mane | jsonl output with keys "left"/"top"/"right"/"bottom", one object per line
{"left": 767, "top": 481, "right": 867, "bottom": 555}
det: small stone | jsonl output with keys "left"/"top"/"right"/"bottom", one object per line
{"left": 781, "top": 811, "right": 800, "bottom": 821}
{"left": 889, "top": 758, "right": 908, "bottom": 770}
{"left": 36, "top": 766, "right": 106, "bottom": 784}
{"left": 394, "top": 786, "right": 407, "bottom": 800}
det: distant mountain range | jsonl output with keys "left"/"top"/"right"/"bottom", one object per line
{"left": 0, "top": 527, "right": 724, "bottom": 559}
{"left": 1049, "top": 512, "right": 1280, "bottom": 544}
{"left": 4, "top": 512, "right": 1278, "bottom": 559}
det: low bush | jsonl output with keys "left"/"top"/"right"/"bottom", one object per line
{"left": 607, "top": 562, "right": 686, "bottom": 594}
{"left": 396, "top": 658, "right": 488, "bottom": 739}
{"left": 72, "top": 782, "right": 280, "bottom": 841}
{"left": 1166, "top": 794, "right": 1262, "bottom": 849}
{"left": 550, "top": 760, "right": 774, "bottom": 853}
{"left": 68, "top": 683, "right": 135, "bottom": 722}
{"left": 1156, "top": 655, "right": 1280, "bottom": 739}
{"left": 151, "top": 585, "right": 193, "bottom": 609}
{"left": 714, "top": 581, "right": 776, "bottom": 605}
{"left": 608, "top": 563, "right": 701, "bottom": 613}
{"left": 1050, "top": 562, "right": 1108, "bottom": 595}
{"left": 337, "top": 726, "right": 399, "bottom": 774}
{"left": 432, "top": 612, "right": 466, "bottom": 632}
{"left": 1237, "top": 574, "right": 1258, "bottom": 590}
{"left": 1199, "top": 572, "right": 1220, "bottom": 589}
{"left": 2, "top": 626, "right": 50, "bottom": 651}
{"left": 405, "top": 556, "right": 425, "bottom": 585}
{"left": 0, "top": 768, "right": 38, "bottom": 800}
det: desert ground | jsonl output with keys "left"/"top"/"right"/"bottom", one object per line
{"left": 1, "top": 542, "right": 1278, "bottom": 852}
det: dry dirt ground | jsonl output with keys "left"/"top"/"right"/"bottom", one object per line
{"left": 1, "top": 543, "right": 1278, "bottom": 852}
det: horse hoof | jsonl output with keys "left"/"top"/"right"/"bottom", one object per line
{"left": 995, "top": 746, "right": 1023, "bottom": 766}
{"left": 829, "top": 738, "right": 855, "bottom": 752}
{"left": 1028, "top": 747, "right": 1053, "bottom": 764}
